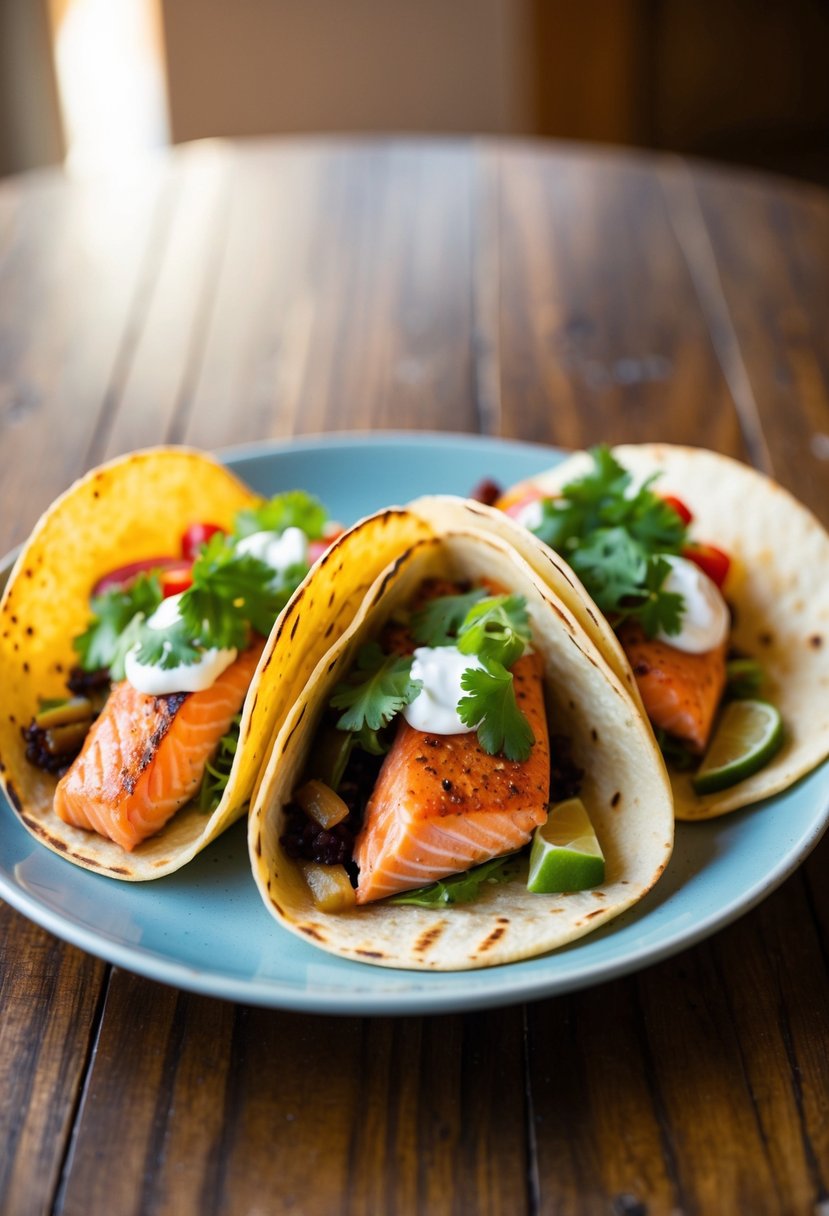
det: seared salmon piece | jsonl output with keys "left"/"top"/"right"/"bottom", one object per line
{"left": 617, "top": 621, "right": 726, "bottom": 754}
{"left": 353, "top": 650, "right": 550, "bottom": 903}
{"left": 54, "top": 643, "right": 263, "bottom": 851}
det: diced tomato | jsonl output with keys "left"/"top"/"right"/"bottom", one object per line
{"left": 92, "top": 556, "right": 182, "bottom": 596}
{"left": 308, "top": 527, "right": 344, "bottom": 564}
{"left": 160, "top": 565, "right": 194, "bottom": 598}
{"left": 682, "top": 543, "right": 731, "bottom": 588}
{"left": 181, "top": 522, "right": 225, "bottom": 561}
{"left": 661, "top": 494, "right": 693, "bottom": 526}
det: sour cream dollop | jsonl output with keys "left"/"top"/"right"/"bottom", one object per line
{"left": 124, "top": 593, "right": 238, "bottom": 695}
{"left": 403, "top": 646, "right": 485, "bottom": 735}
{"left": 235, "top": 526, "right": 308, "bottom": 575}
{"left": 513, "top": 498, "right": 544, "bottom": 531}
{"left": 655, "top": 555, "right": 730, "bottom": 654}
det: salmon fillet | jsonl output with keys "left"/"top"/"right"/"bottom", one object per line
{"left": 353, "top": 650, "right": 550, "bottom": 903}
{"left": 53, "top": 643, "right": 263, "bottom": 851}
{"left": 618, "top": 621, "right": 727, "bottom": 753}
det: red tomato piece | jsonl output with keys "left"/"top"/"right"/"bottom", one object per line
{"left": 682, "top": 543, "right": 731, "bottom": 588}
{"left": 181, "top": 522, "right": 225, "bottom": 561}
{"left": 308, "top": 528, "right": 344, "bottom": 564}
{"left": 92, "top": 557, "right": 181, "bottom": 596}
{"left": 160, "top": 565, "right": 194, "bottom": 598}
{"left": 661, "top": 494, "right": 694, "bottom": 526}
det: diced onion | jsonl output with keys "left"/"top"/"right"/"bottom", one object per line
{"left": 294, "top": 779, "right": 350, "bottom": 829}
{"left": 299, "top": 863, "right": 357, "bottom": 912}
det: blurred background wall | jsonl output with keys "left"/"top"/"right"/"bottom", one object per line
{"left": 1, "top": 0, "right": 827, "bottom": 183}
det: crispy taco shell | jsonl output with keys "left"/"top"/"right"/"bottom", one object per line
{"left": 0, "top": 449, "right": 434, "bottom": 879}
{"left": 499, "top": 444, "right": 829, "bottom": 819}
{"left": 249, "top": 524, "right": 674, "bottom": 970}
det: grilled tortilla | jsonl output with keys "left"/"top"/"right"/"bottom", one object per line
{"left": 249, "top": 523, "right": 674, "bottom": 970}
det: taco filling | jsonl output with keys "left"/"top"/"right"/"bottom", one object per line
{"left": 282, "top": 576, "right": 593, "bottom": 907}
{"left": 490, "top": 446, "right": 781, "bottom": 790}
{"left": 21, "top": 490, "right": 340, "bottom": 851}
{"left": 250, "top": 527, "right": 674, "bottom": 970}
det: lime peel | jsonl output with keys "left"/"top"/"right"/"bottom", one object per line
{"left": 692, "top": 699, "right": 784, "bottom": 795}
{"left": 527, "top": 797, "right": 606, "bottom": 894}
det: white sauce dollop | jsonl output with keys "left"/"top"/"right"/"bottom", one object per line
{"left": 514, "top": 499, "right": 544, "bottom": 530}
{"left": 655, "top": 556, "right": 730, "bottom": 654}
{"left": 124, "top": 593, "right": 238, "bottom": 695}
{"left": 403, "top": 646, "right": 485, "bottom": 735}
{"left": 235, "top": 527, "right": 308, "bottom": 575}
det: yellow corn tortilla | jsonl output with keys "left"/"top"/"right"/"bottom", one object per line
{"left": 0, "top": 448, "right": 434, "bottom": 879}
{"left": 497, "top": 444, "right": 829, "bottom": 819}
{"left": 249, "top": 524, "right": 674, "bottom": 971}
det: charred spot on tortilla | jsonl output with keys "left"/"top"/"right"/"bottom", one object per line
{"left": 585, "top": 909, "right": 604, "bottom": 920}
{"left": 254, "top": 832, "right": 262, "bottom": 857}
{"left": 324, "top": 622, "right": 335, "bottom": 638}
{"left": 356, "top": 949, "right": 385, "bottom": 959}
{"left": 478, "top": 926, "right": 506, "bottom": 952}
{"left": 282, "top": 705, "right": 308, "bottom": 752}
{"left": 290, "top": 615, "right": 300, "bottom": 642}
{"left": 299, "top": 924, "right": 327, "bottom": 942}
{"left": 810, "top": 634, "right": 823, "bottom": 649}
{"left": 611, "top": 792, "right": 621, "bottom": 808}
{"left": 591, "top": 729, "right": 599, "bottom": 742}
{"left": 758, "top": 631, "right": 774, "bottom": 647}
{"left": 414, "top": 924, "right": 446, "bottom": 954}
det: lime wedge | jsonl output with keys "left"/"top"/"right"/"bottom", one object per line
{"left": 692, "top": 699, "right": 783, "bottom": 795}
{"left": 527, "top": 797, "right": 605, "bottom": 893}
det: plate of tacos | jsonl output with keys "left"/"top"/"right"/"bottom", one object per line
{"left": 0, "top": 433, "right": 827, "bottom": 1013}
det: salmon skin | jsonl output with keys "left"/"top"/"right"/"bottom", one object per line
{"left": 617, "top": 621, "right": 727, "bottom": 754}
{"left": 353, "top": 650, "right": 551, "bottom": 903}
{"left": 54, "top": 643, "right": 263, "bottom": 851}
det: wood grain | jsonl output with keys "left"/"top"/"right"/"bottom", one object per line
{"left": 1, "top": 140, "right": 828, "bottom": 1216}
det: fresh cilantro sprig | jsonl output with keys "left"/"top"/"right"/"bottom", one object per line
{"left": 458, "top": 660, "right": 535, "bottom": 761}
{"left": 411, "top": 587, "right": 486, "bottom": 647}
{"left": 388, "top": 853, "right": 520, "bottom": 907}
{"left": 330, "top": 642, "right": 423, "bottom": 734}
{"left": 233, "top": 490, "right": 327, "bottom": 542}
{"left": 456, "top": 594, "right": 532, "bottom": 669}
{"left": 74, "top": 573, "right": 163, "bottom": 676}
{"left": 529, "top": 446, "right": 689, "bottom": 637}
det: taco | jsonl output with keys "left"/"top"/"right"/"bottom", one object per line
{"left": 249, "top": 518, "right": 674, "bottom": 970}
{"left": 0, "top": 448, "right": 434, "bottom": 879}
{"left": 470, "top": 443, "right": 829, "bottom": 820}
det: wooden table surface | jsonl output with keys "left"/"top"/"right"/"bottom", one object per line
{"left": 1, "top": 138, "right": 828, "bottom": 1216}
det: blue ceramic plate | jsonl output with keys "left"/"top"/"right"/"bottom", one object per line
{"left": 2, "top": 433, "right": 828, "bottom": 1015}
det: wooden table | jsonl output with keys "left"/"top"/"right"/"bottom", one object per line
{"left": 2, "top": 138, "right": 828, "bottom": 1215}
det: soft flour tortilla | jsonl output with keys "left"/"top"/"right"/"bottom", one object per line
{"left": 250, "top": 527, "right": 674, "bottom": 971}
{"left": 499, "top": 444, "right": 829, "bottom": 820}
{"left": 0, "top": 449, "right": 434, "bottom": 879}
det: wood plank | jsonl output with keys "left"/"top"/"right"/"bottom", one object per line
{"left": 526, "top": 983, "right": 680, "bottom": 1214}
{"left": 0, "top": 906, "right": 106, "bottom": 1216}
{"left": 0, "top": 162, "right": 171, "bottom": 553}
{"left": 58, "top": 975, "right": 527, "bottom": 1215}
{"left": 490, "top": 143, "right": 746, "bottom": 454}
{"left": 690, "top": 164, "right": 829, "bottom": 519}
{"left": 182, "top": 141, "right": 478, "bottom": 447}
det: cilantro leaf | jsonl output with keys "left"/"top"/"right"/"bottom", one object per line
{"left": 725, "top": 658, "right": 764, "bottom": 699}
{"left": 527, "top": 446, "right": 689, "bottom": 638}
{"left": 635, "top": 557, "right": 684, "bottom": 638}
{"left": 457, "top": 594, "right": 532, "bottom": 669}
{"left": 388, "top": 853, "right": 520, "bottom": 907}
{"left": 131, "top": 616, "right": 203, "bottom": 671}
{"left": 233, "top": 490, "right": 328, "bottom": 542}
{"left": 73, "top": 573, "right": 163, "bottom": 673}
{"left": 197, "top": 715, "right": 242, "bottom": 811}
{"left": 330, "top": 643, "right": 422, "bottom": 733}
{"left": 457, "top": 660, "right": 535, "bottom": 762}
{"left": 411, "top": 587, "right": 486, "bottom": 647}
